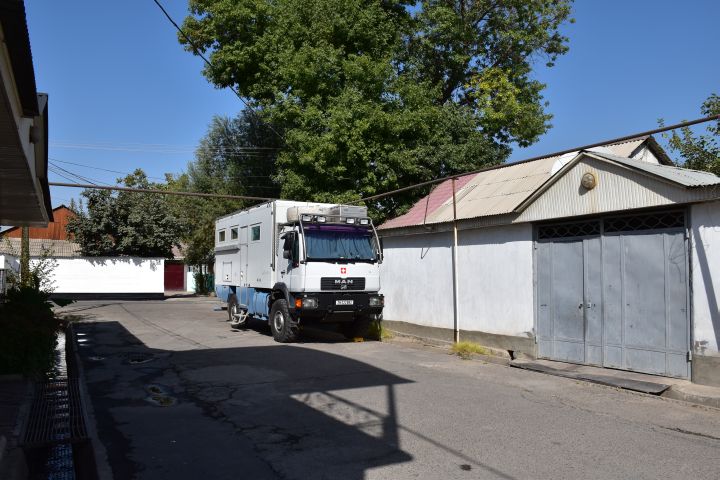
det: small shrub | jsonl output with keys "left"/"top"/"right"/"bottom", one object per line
{"left": 0, "top": 286, "right": 63, "bottom": 376}
{"left": 451, "top": 341, "right": 491, "bottom": 360}
{"left": 194, "top": 271, "right": 209, "bottom": 294}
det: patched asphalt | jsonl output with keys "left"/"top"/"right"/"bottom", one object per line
{"left": 65, "top": 299, "right": 720, "bottom": 480}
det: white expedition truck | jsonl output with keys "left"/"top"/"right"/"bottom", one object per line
{"left": 214, "top": 200, "right": 384, "bottom": 342}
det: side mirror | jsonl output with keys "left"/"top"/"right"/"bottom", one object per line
{"left": 282, "top": 233, "right": 294, "bottom": 251}
{"left": 281, "top": 232, "right": 296, "bottom": 262}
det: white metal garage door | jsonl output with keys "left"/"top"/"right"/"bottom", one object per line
{"left": 536, "top": 211, "right": 690, "bottom": 378}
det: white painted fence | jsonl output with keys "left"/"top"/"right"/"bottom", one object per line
{"left": 41, "top": 257, "right": 164, "bottom": 296}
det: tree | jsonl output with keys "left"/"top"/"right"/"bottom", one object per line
{"left": 67, "top": 170, "right": 182, "bottom": 258}
{"left": 662, "top": 94, "right": 720, "bottom": 175}
{"left": 179, "top": 0, "right": 573, "bottom": 219}
{"left": 166, "top": 112, "right": 281, "bottom": 266}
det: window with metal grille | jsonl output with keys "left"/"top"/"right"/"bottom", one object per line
{"left": 604, "top": 212, "right": 685, "bottom": 233}
{"left": 537, "top": 221, "right": 601, "bottom": 240}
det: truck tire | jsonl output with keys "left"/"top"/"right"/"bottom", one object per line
{"left": 228, "top": 294, "right": 247, "bottom": 328}
{"left": 269, "top": 299, "right": 299, "bottom": 343}
{"left": 227, "top": 294, "right": 238, "bottom": 322}
{"left": 342, "top": 315, "right": 372, "bottom": 340}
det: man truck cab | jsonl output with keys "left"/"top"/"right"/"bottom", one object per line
{"left": 214, "top": 201, "right": 384, "bottom": 342}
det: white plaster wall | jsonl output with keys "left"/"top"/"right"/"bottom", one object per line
{"left": 690, "top": 202, "right": 720, "bottom": 355}
{"left": 457, "top": 224, "right": 535, "bottom": 336}
{"left": 37, "top": 257, "right": 164, "bottom": 294}
{"left": 380, "top": 232, "right": 454, "bottom": 329}
{"left": 187, "top": 268, "right": 196, "bottom": 292}
{"left": 1, "top": 254, "right": 19, "bottom": 271}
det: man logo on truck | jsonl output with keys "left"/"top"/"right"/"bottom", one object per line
{"left": 335, "top": 278, "right": 354, "bottom": 290}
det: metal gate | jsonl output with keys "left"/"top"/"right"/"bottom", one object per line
{"left": 535, "top": 211, "right": 690, "bottom": 378}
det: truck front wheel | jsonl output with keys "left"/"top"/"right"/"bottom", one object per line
{"left": 269, "top": 299, "right": 299, "bottom": 343}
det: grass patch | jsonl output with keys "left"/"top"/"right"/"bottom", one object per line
{"left": 451, "top": 341, "right": 491, "bottom": 360}
{"left": 366, "top": 319, "right": 394, "bottom": 341}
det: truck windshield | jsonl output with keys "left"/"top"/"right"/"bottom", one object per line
{"left": 304, "top": 224, "right": 377, "bottom": 262}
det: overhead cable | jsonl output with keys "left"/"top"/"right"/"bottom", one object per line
{"left": 351, "top": 114, "right": 720, "bottom": 204}
{"left": 151, "top": 0, "right": 285, "bottom": 143}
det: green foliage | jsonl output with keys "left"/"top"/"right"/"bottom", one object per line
{"left": 180, "top": 0, "right": 573, "bottom": 220}
{"left": 451, "top": 341, "right": 491, "bottom": 359}
{"left": 2, "top": 236, "right": 59, "bottom": 294}
{"left": 166, "top": 113, "right": 281, "bottom": 266}
{"left": 193, "top": 271, "right": 209, "bottom": 294}
{"left": 661, "top": 94, "right": 720, "bottom": 175}
{"left": 0, "top": 285, "right": 62, "bottom": 376}
{"left": 67, "top": 170, "right": 183, "bottom": 258}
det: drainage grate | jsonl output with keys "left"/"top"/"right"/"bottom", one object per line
{"left": 22, "top": 378, "right": 88, "bottom": 447}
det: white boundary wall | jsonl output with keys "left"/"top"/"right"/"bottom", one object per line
{"left": 690, "top": 201, "right": 720, "bottom": 356}
{"left": 380, "top": 223, "right": 535, "bottom": 336}
{"left": 36, "top": 257, "right": 164, "bottom": 295}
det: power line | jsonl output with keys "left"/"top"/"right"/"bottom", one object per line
{"left": 51, "top": 141, "right": 280, "bottom": 150}
{"left": 351, "top": 114, "right": 720, "bottom": 205}
{"left": 50, "top": 158, "right": 169, "bottom": 181}
{"left": 50, "top": 157, "right": 277, "bottom": 181}
{"left": 49, "top": 167, "right": 86, "bottom": 185}
{"left": 50, "top": 161, "right": 113, "bottom": 186}
{"left": 151, "top": 0, "right": 286, "bottom": 144}
{"left": 49, "top": 182, "right": 276, "bottom": 202}
{"left": 50, "top": 142, "right": 281, "bottom": 154}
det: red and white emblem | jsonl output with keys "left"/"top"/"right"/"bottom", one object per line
{"left": 340, "top": 267, "right": 347, "bottom": 275}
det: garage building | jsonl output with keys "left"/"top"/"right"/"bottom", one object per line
{"left": 378, "top": 136, "right": 720, "bottom": 386}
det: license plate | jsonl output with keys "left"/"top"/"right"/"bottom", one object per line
{"left": 335, "top": 299, "right": 354, "bottom": 306}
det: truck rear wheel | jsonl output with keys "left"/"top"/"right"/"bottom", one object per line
{"left": 228, "top": 294, "right": 248, "bottom": 329}
{"left": 342, "top": 315, "right": 372, "bottom": 340}
{"left": 269, "top": 299, "right": 299, "bottom": 343}
{"left": 227, "top": 294, "right": 239, "bottom": 322}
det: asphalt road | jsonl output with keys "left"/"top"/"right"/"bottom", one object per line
{"left": 64, "top": 299, "right": 720, "bottom": 480}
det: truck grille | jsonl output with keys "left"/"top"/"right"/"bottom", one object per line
{"left": 321, "top": 277, "right": 365, "bottom": 291}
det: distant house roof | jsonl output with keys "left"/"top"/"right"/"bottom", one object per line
{"left": 380, "top": 136, "right": 672, "bottom": 231}
{"left": 0, "top": 238, "right": 81, "bottom": 258}
{"left": 0, "top": 205, "right": 75, "bottom": 239}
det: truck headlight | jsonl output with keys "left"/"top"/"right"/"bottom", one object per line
{"left": 369, "top": 295, "right": 383, "bottom": 307}
{"left": 302, "top": 297, "right": 318, "bottom": 309}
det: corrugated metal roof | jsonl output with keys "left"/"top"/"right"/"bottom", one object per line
{"left": 588, "top": 152, "right": 720, "bottom": 187}
{"left": 0, "top": 238, "right": 82, "bottom": 258}
{"left": 379, "top": 136, "right": 656, "bottom": 230}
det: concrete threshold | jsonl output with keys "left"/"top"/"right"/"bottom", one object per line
{"left": 510, "top": 358, "right": 720, "bottom": 409}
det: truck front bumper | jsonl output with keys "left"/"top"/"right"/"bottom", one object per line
{"left": 292, "top": 292, "right": 383, "bottom": 322}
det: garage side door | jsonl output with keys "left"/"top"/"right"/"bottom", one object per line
{"left": 602, "top": 215, "right": 689, "bottom": 378}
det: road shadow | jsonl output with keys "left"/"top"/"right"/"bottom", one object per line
{"left": 75, "top": 320, "right": 413, "bottom": 480}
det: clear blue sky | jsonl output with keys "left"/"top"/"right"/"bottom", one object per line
{"left": 24, "top": 0, "right": 720, "bottom": 208}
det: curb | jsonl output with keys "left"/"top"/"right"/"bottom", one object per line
{"left": 386, "top": 328, "right": 720, "bottom": 411}
{"left": 68, "top": 323, "right": 114, "bottom": 480}
{"left": 384, "top": 329, "right": 511, "bottom": 366}
{"left": 662, "top": 387, "right": 720, "bottom": 410}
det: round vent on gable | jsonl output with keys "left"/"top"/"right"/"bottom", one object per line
{"left": 581, "top": 172, "right": 597, "bottom": 190}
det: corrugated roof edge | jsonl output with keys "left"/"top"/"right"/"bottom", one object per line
{"left": 586, "top": 151, "right": 720, "bottom": 187}
{"left": 377, "top": 136, "right": 669, "bottom": 232}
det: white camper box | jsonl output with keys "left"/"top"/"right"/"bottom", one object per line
{"left": 215, "top": 200, "right": 367, "bottom": 290}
